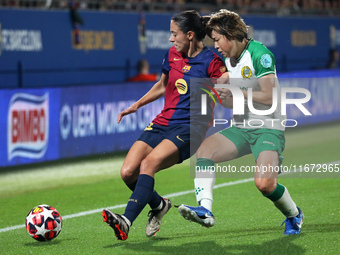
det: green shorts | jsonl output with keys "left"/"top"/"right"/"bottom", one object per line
{"left": 219, "top": 126, "right": 285, "bottom": 164}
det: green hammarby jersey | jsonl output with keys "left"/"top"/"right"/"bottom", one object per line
{"left": 225, "top": 39, "right": 286, "bottom": 131}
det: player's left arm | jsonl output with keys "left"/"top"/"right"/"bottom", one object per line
{"left": 117, "top": 73, "right": 168, "bottom": 123}
{"left": 242, "top": 73, "right": 276, "bottom": 105}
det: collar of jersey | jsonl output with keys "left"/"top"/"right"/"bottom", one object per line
{"left": 186, "top": 46, "right": 208, "bottom": 59}
{"left": 236, "top": 39, "right": 253, "bottom": 62}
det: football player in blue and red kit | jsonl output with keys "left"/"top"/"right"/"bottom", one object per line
{"left": 102, "top": 10, "right": 227, "bottom": 241}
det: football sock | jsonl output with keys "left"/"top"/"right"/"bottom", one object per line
{"left": 152, "top": 199, "right": 163, "bottom": 211}
{"left": 126, "top": 181, "right": 137, "bottom": 191}
{"left": 264, "top": 183, "right": 299, "bottom": 217}
{"left": 121, "top": 215, "right": 131, "bottom": 228}
{"left": 126, "top": 180, "right": 162, "bottom": 210}
{"left": 194, "top": 158, "right": 216, "bottom": 212}
{"left": 123, "top": 174, "right": 155, "bottom": 225}
{"left": 200, "top": 199, "right": 213, "bottom": 212}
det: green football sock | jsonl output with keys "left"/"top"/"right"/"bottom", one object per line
{"left": 264, "top": 183, "right": 298, "bottom": 217}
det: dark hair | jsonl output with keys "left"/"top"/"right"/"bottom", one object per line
{"left": 171, "top": 10, "right": 207, "bottom": 41}
{"left": 206, "top": 9, "right": 248, "bottom": 42}
{"left": 137, "top": 59, "right": 149, "bottom": 73}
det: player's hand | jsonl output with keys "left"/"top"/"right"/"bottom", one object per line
{"left": 213, "top": 88, "right": 232, "bottom": 100}
{"left": 216, "top": 73, "right": 229, "bottom": 85}
{"left": 117, "top": 105, "right": 138, "bottom": 124}
{"left": 211, "top": 88, "right": 233, "bottom": 109}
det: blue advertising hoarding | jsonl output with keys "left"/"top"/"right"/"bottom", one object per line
{"left": 0, "top": 88, "right": 60, "bottom": 166}
{"left": 1, "top": 9, "right": 340, "bottom": 88}
{"left": 0, "top": 71, "right": 339, "bottom": 167}
{"left": 279, "top": 70, "right": 340, "bottom": 126}
{"left": 58, "top": 82, "right": 163, "bottom": 158}
{"left": 0, "top": 82, "right": 164, "bottom": 167}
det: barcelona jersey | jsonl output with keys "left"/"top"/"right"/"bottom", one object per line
{"left": 152, "top": 46, "right": 226, "bottom": 129}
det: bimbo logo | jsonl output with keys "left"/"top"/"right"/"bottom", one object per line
{"left": 8, "top": 93, "right": 49, "bottom": 160}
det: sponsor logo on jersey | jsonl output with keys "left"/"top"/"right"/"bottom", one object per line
{"left": 241, "top": 66, "right": 252, "bottom": 79}
{"left": 220, "top": 66, "right": 227, "bottom": 73}
{"left": 175, "top": 79, "right": 188, "bottom": 94}
{"left": 8, "top": 93, "right": 49, "bottom": 160}
{"left": 182, "top": 65, "right": 191, "bottom": 73}
{"left": 174, "top": 57, "right": 182, "bottom": 61}
{"left": 260, "top": 54, "right": 272, "bottom": 68}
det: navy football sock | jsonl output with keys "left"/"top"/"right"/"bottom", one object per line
{"left": 123, "top": 174, "right": 155, "bottom": 224}
{"left": 126, "top": 180, "right": 162, "bottom": 210}
{"left": 148, "top": 190, "right": 163, "bottom": 209}
{"left": 126, "top": 181, "right": 137, "bottom": 191}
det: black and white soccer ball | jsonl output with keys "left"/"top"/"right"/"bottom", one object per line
{"left": 25, "top": 204, "right": 62, "bottom": 242}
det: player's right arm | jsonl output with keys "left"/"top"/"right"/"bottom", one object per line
{"left": 215, "top": 72, "right": 233, "bottom": 109}
{"left": 117, "top": 73, "right": 168, "bottom": 123}
{"left": 217, "top": 87, "right": 233, "bottom": 109}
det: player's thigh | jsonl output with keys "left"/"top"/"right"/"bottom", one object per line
{"left": 139, "top": 139, "right": 181, "bottom": 176}
{"left": 122, "top": 123, "right": 166, "bottom": 180}
{"left": 252, "top": 130, "right": 284, "bottom": 179}
{"left": 196, "top": 132, "right": 239, "bottom": 163}
{"left": 121, "top": 140, "right": 153, "bottom": 181}
{"left": 251, "top": 129, "right": 285, "bottom": 166}
{"left": 254, "top": 150, "right": 280, "bottom": 179}
{"left": 252, "top": 131, "right": 283, "bottom": 191}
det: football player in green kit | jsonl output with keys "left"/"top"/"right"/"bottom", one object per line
{"left": 178, "top": 9, "right": 303, "bottom": 235}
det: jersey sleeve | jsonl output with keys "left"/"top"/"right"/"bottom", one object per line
{"left": 161, "top": 50, "right": 170, "bottom": 75}
{"left": 251, "top": 45, "right": 276, "bottom": 78}
{"left": 207, "top": 55, "right": 227, "bottom": 78}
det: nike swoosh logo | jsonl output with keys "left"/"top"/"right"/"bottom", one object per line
{"left": 174, "top": 58, "right": 182, "bottom": 61}
{"left": 296, "top": 221, "right": 303, "bottom": 229}
{"left": 176, "top": 135, "right": 184, "bottom": 143}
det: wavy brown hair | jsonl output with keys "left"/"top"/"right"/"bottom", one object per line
{"left": 206, "top": 9, "right": 248, "bottom": 42}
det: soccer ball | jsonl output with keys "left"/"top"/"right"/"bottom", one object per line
{"left": 25, "top": 204, "right": 62, "bottom": 242}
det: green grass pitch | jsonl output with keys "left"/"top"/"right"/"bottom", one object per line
{"left": 0, "top": 122, "right": 339, "bottom": 255}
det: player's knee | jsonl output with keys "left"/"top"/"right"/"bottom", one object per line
{"left": 140, "top": 156, "right": 158, "bottom": 175}
{"left": 120, "top": 165, "right": 138, "bottom": 183}
{"left": 254, "top": 179, "right": 276, "bottom": 195}
{"left": 196, "top": 146, "right": 215, "bottom": 161}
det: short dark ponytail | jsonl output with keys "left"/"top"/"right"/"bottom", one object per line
{"left": 171, "top": 10, "right": 207, "bottom": 41}
{"left": 201, "top": 15, "right": 211, "bottom": 29}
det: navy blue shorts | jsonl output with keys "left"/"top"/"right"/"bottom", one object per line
{"left": 137, "top": 123, "right": 203, "bottom": 163}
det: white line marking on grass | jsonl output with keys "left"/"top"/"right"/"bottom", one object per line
{"left": 0, "top": 225, "right": 25, "bottom": 233}
{"left": 0, "top": 178, "right": 254, "bottom": 233}
{"left": 2, "top": 160, "right": 339, "bottom": 234}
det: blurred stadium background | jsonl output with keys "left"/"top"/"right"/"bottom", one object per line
{"left": 0, "top": 0, "right": 339, "bottom": 167}
{"left": 1, "top": 0, "right": 340, "bottom": 15}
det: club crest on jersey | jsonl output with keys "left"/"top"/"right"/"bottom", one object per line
{"left": 182, "top": 65, "right": 191, "bottom": 73}
{"left": 260, "top": 54, "right": 272, "bottom": 68}
{"left": 175, "top": 79, "right": 188, "bottom": 94}
{"left": 241, "top": 66, "right": 252, "bottom": 79}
